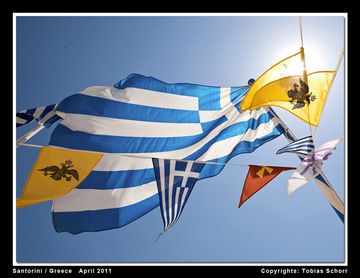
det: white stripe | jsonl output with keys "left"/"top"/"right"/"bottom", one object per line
{"left": 197, "top": 119, "right": 278, "bottom": 161}
{"left": 220, "top": 87, "right": 231, "bottom": 109}
{"left": 48, "top": 147, "right": 154, "bottom": 171}
{"left": 315, "top": 179, "right": 344, "bottom": 214}
{"left": 172, "top": 187, "right": 181, "bottom": 227}
{"left": 81, "top": 86, "right": 199, "bottom": 111}
{"left": 39, "top": 110, "right": 57, "bottom": 124}
{"left": 199, "top": 110, "right": 225, "bottom": 123}
{"left": 16, "top": 117, "right": 28, "bottom": 124}
{"left": 317, "top": 139, "right": 342, "bottom": 151}
{"left": 171, "top": 187, "right": 189, "bottom": 227}
{"left": 51, "top": 109, "right": 277, "bottom": 168}
{"left": 59, "top": 113, "right": 203, "bottom": 138}
{"left": 200, "top": 104, "right": 265, "bottom": 123}
{"left": 119, "top": 109, "right": 272, "bottom": 159}
{"left": 159, "top": 159, "right": 168, "bottom": 228}
{"left": 168, "top": 160, "right": 176, "bottom": 224}
{"left": 94, "top": 154, "right": 153, "bottom": 171}
{"left": 52, "top": 181, "right": 158, "bottom": 212}
{"left": 32, "top": 107, "right": 45, "bottom": 119}
{"left": 287, "top": 171, "right": 309, "bottom": 196}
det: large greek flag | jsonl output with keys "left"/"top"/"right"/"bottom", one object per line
{"left": 49, "top": 74, "right": 284, "bottom": 234}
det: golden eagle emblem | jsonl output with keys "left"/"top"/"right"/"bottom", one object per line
{"left": 287, "top": 78, "right": 316, "bottom": 109}
{"left": 38, "top": 160, "right": 79, "bottom": 181}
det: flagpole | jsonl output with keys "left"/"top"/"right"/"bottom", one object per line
{"left": 298, "top": 16, "right": 313, "bottom": 137}
{"left": 16, "top": 124, "right": 45, "bottom": 148}
{"left": 268, "top": 107, "right": 345, "bottom": 219}
{"left": 298, "top": 16, "right": 304, "bottom": 49}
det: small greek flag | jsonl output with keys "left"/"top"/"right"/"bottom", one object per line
{"left": 276, "top": 136, "right": 314, "bottom": 156}
{"left": 152, "top": 158, "right": 205, "bottom": 232}
{"left": 16, "top": 104, "right": 61, "bottom": 128}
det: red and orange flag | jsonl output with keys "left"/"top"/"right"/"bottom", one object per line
{"left": 238, "top": 165, "right": 295, "bottom": 208}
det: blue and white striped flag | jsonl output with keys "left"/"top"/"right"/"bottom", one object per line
{"left": 16, "top": 104, "right": 61, "bottom": 128}
{"left": 49, "top": 73, "right": 284, "bottom": 234}
{"left": 276, "top": 136, "right": 314, "bottom": 155}
{"left": 152, "top": 158, "right": 205, "bottom": 233}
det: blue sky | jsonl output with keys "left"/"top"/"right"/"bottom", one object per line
{"left": 15, "top": 15, "right": 345, "bottom": 263}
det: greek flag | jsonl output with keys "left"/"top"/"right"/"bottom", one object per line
{"left": 49, "top": 73, "right": 284, "bottom": 234}
{"left": 153, "top": 158, "right": 205, "bottom": 232}
{"left": 276, "top": 136, "right": 314, "bottom": 155}
{"left": 16, "top": 104, "right": 61, "bottom": 128}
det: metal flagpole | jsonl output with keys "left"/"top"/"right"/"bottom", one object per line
{"left": 16, "top": 124, "right": 45, "bottom": 147}
{"left": 268, "top": 107, "right": 344, "bottom": 221}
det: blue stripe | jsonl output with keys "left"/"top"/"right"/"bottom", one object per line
{"left": 114, "top": 73, "right": 231, "bottom": 110}
{"left": 42, "top": 114, "right": 62, "bottom": 127}
{"left": 314, "top": 174, "right": 331, "bottom": 189}
{"left": 39, "top": 104, "right": 56, "bottom": 119}
{"left": 16, "top": 113, "right": 34, "bottom": 126}
{"left": 331, "top": 205, "right": 344, "bottom": 223}
{"left": 77, "top": 168, "right": 155, "bottom": 189}
{"left": 25, "top": 108, "right": 36, "bottom": 115}
{"left": 190, "top": 162, "right": 204, "bottom": 173}
{"left": 185, "top": 113, "right": 276, "bottom": 160}
{"left": 200, "top": 115, "right": 228, "bottom": 133}
{"left": 52, "top": 194, "right": 159, "bottom": 234}
{"left": 164, "top": 160, "right": 171, "bottom": 226}
{"left": 281, "top": 142, "right": 314, "bottom": 149}
{"left": 152, "top": 158, "right": 167, "bottom": 229}
{"left": 49, "top": 112, "right": 273, "bottom": 153}
{"left": 57, "top": 94, "right": 200, "bottom": 123}
{"left": 277, "top": 148, "right": 314, "bottom": 155}
{"left": 278, "top": 141, "right": 314, "bottom": 150}
{"left": 198, "top": 125, "right": 284, "bottom": 179}
{"left": 231, "top": 87, "right": 248, "bottom": 104}
{"left": 280, "top": 142, "right": 315, "bottom": 150}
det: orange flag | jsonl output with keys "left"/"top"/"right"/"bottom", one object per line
{"left": 238, "top": 165, "right": 295, "bottom": 208}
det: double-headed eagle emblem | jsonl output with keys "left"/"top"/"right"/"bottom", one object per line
{"left": 287, "top": 78, "right": 316, "bottom": 109}
{"left": 38, "top": 160, "right": 79, "bottom": 181}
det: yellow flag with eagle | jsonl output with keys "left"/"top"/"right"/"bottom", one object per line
{"left": 240, "top": 48, "right": 335, "bottom": 126}
{"left": 17, "top": 146, "right": 103, "bottom": 208}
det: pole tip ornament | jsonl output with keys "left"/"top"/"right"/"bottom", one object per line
{"left": 248, "top": 78, "right": 255, "bottom": 86}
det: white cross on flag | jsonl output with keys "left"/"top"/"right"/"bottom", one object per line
{"left": 152, "top": 158, "right": 205, "bottom": 232}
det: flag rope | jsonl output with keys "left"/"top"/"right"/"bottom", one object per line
{"left": 17, "top": 143, "right": 294, "bottom": 169}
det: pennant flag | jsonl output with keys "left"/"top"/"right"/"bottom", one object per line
{"left": 288, "top": 139, "right": 341, "bottom": 196}
{"left": 276, "top": 135, "right": 314, "bottom": 155}
{"left": 152, "top": 158, "right": 204, "bottom": 232}
{"left": 238, "top": 165, "right": 295, "bottom": 207}
{"left": 16, "top": 104, "right": 61, "bottom": 128}
{"left": 17, "top": 146, "right": 103, "bottom": 208}
{"left": 240, "top": 48, "right": 335, "bottom": 126}
{"left": 269, "top": 108, "right": 344, "bottom": 222}
{"left": 47, "top": 73, "right": 284, "bottom": 234}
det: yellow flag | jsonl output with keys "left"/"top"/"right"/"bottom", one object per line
{"left": 241, "top": 49, "right": 335, "bottom": 126}
{"left": 17, "top": 146, "right": 103, "bottom": 208}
